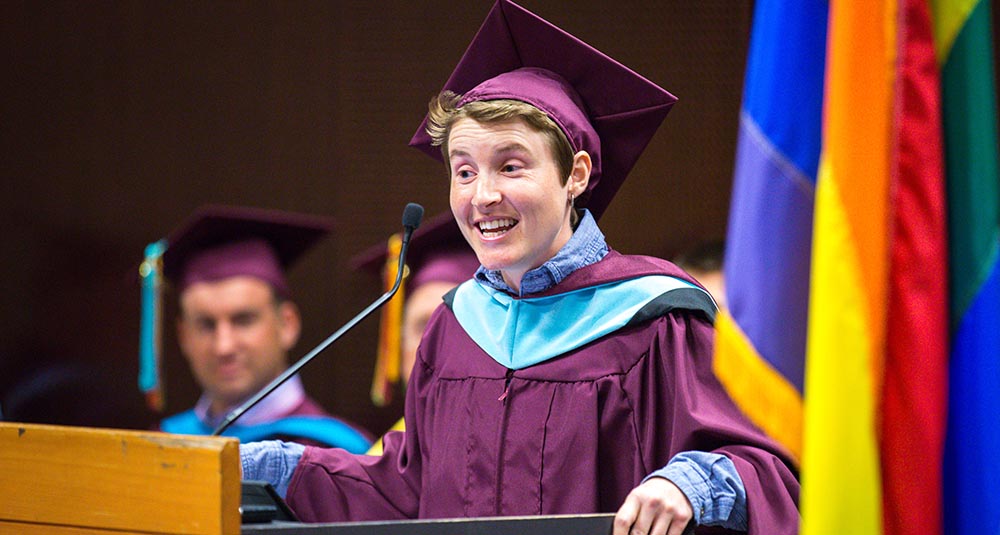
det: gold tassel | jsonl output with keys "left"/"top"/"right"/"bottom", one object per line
{"left": 371, "top": 233, "right": 407, "bottom": 406}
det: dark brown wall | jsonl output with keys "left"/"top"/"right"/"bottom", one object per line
{"left": 0, "top": 1, "right": 751, "bottom": 434}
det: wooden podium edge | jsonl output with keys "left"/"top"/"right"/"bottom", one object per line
{"left": 0, "top": 422, "right": 241, "bottom": 535}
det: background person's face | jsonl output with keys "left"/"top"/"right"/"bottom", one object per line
{"left": 176, "top": 276, "right": 299, "bottom": 413}
{"left": 448, "top": 118, "right": 575, "bottom": 291}
{"left": 401, "top": 280, "right": 457, "bottom": 384}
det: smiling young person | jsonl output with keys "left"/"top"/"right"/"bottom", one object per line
{"left": 241, "top": 2, "right": 799, "bottom": 533}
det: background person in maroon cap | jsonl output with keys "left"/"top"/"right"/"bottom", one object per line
{"left": 352, "top": 211, "right": 480, "bottom": 455}
{"left": 241, "top": 1, "right": 798, "bottom": 533}
{"left": 143, "top": 205, "right": 372, "bottom": 452}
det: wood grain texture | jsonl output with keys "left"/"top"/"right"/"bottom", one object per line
{"left": 0, "top": 422, "right": 240, "bottom": 535}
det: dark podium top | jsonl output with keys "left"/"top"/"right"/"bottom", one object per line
{"left": 242, "top": 514, "right": 614, "bottom": 535}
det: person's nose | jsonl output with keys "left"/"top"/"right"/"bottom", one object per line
{"left": 212, "top": 322, "right": 237, "bottom": 356}
{"left": 471, "top": 173, "right": 502, "bottom": 209}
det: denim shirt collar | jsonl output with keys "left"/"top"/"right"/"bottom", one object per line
{"left": 474, "top": 209, "right": 609, "bottom": 296}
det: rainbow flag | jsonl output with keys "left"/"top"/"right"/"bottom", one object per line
{"left": 714, "top": 0, "right": 998, "bottom": 533}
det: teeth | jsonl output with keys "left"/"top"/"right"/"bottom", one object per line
{"left": 479, "top": 218, "right": 516, "bottom": 231}
{"left": 478, "top": 218, "right": 516, "bottom": 237}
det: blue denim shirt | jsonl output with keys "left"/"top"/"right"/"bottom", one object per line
{"left": 241, "top": 209, "right": 747, "bottom": 529}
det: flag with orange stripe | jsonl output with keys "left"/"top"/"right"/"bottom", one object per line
{"left": 718, "top": 0, "right": 957, "bottom": 533}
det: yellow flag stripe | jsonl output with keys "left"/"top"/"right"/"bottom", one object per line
{"left": 800, "top": 0, "right": 895, "bottom": 533}
{"left": 713, "top": 310, "right": 803, "bottom": 462}
{"left": 802, "top": 172, "right": 885, "bottom": 534}
{"left": 930, "top": 0, "right": 979, "bottom": 61}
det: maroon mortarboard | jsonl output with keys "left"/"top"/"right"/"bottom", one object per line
{"left": 160, "top": 205, "right": 334, "bottom": 298}
{"left": 409, "top": 0, "right": 677, "bottom": 220}
{"left": 351, "top": 211, "right": 479, "bottom": 406}
{"left": 137, "top": 204, "right": 333, "bottom": 412}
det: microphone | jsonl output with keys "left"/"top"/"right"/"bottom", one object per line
{"left": 212, "top": 203, "right": 425, "bottom": 436}
{"left": 401, "top": 202, "right": 423, "bottom": 234}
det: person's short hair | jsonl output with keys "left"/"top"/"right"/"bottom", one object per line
{"left": 426, "top": 91, "right": 575, "bottom": 186}
{"left": 673, "top": 240, "right": 725, "bottom": 273}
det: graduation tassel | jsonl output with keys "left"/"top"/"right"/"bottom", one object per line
{"left": 138, "top": 239, "right": 167, "bottom": 413}
{"left": 371, "top": 233, "right": 407, "bottom": 406}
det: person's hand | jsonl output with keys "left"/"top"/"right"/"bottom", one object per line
{"left": 613, "top": 477, "right": 694, "bottom": 535}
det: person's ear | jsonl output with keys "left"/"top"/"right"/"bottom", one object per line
{"left": 568, "top": 150, "right": 591, "bottom": 198}
{"left": 277, "top": 301, "right": 302, "bottom": 351}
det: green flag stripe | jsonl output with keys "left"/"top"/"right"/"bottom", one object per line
{"left": 941, "top": 0, "right": 1000, "bottom": 320}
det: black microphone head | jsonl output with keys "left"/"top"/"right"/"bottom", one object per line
{"left": 402, "top": 203, "right": 424, "bottom": 231}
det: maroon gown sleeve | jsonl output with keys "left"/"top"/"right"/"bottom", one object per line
{"left": 285, "top": 357, "right": 434, "bottom": 522}
{"left": 648, "top": 313, "right": 800, "bottom": 533}
{"left": 285, "top": 431, "right": 416, "bottom": 521}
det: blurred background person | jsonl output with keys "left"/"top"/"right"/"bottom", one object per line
{"left": 351, "top": 211, "right": 479, "bottom": 454}
{"left": 673, "top": 239, "right": 726, "bottom": 309}
{"left": 139, "top": 205, "right": 372, "bottom": 451}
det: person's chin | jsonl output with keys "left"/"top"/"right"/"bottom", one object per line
{"left": 474, "top": 238, "right": 522, "bottom": 265}
{"left": 213, "top": 376, "right": 253, "bottom": 398}
{"left": 476, "top": 252, "right": 517, "bottom": 273}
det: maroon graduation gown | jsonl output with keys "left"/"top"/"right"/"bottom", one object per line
{"left": 287, "top": 251, "right": 799, "bottom": 533}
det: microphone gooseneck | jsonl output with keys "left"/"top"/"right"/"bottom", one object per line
{"left": 212, "top": 203, "right": 425, "bottom": 436}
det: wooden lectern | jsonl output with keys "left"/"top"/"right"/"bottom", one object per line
{"left": 0, "top": 422, "right": 241, "bottom": 535}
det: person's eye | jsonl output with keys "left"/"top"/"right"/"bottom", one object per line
{"left": 455, "top": 168, "right": 476, "bottom": 182}
{"left": 501, "top": 161, "right": 524, "bottom": 174}
{"left": 194, "top": 318, "right": 215, "bottom": 334}
{"left": 231, "top": 312, "right": 259, "bottom": 327}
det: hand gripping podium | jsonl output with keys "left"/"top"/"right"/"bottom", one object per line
{"left": 0, "top": 422, "right": 615, "bottom": 535}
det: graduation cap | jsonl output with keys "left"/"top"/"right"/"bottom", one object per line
{"left": 409, "top": 0, "right": 677, "bottom": 220}
{"left": 351, "top": 211, "right": 479, "bottom": 406}
{"left": 137, "top": 205, "right": 334, "bottom": 412}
